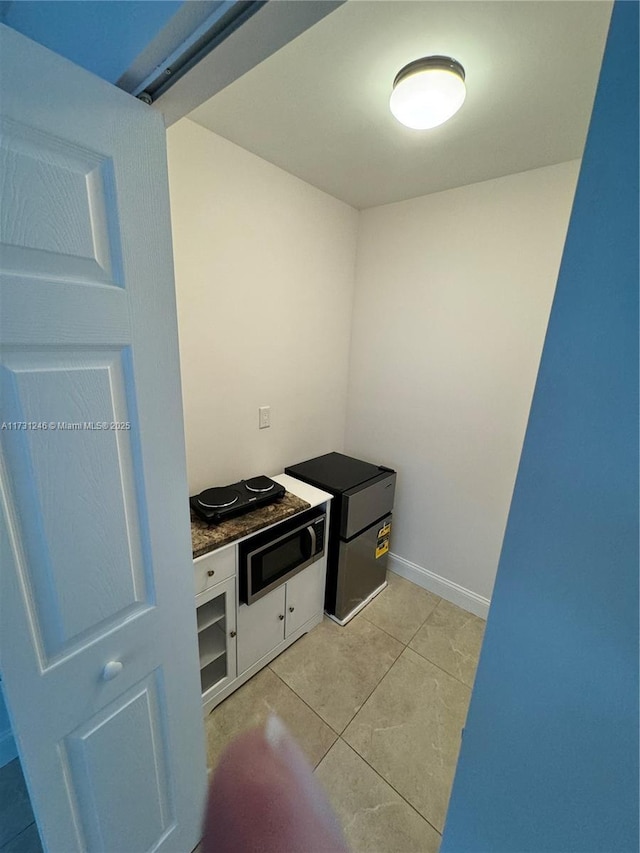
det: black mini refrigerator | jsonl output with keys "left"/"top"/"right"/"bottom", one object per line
{"left": 285, "top": 452, "right": 396, "bottom": 624}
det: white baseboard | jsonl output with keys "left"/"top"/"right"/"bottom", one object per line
{"left": 0, "top": 729, "right": 18, "bottom": 768}
{"left": 388, "top": 552, "right": 490, "bottom": 619}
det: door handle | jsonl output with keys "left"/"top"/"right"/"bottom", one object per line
{"left": 102, "top": 661, "right": 123, "bottom": 681}
{"left": 278, "top": 614, "right": 284, "bottom": 621}
{"left": 229, "top": 630, "right": 236, "bottom": 638}
{"left": 207, "top": 569, "right": 215, "bottom": 577}
{"left": 289, "top": 606, "right": 295, "bottom": 612}
{"left": 307, "top": 524, "right": 317, "bottom": 556}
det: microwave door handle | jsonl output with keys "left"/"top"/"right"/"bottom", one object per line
{"left": 307, "top": 524, "right": 317, "bottom": 556}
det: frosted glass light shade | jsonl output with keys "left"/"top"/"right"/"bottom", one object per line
{"left": 390, "top": 56, "right": 466, "bottom": 130}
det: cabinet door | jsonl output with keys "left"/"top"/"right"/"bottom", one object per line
{"left": 236, "top": 586, "right": 286, "bottom": 675}
{"left": 285, "top": 559, "right": 326, "bottom": 638}
{"left": 196, "top": 577, "right": 236, "bottom": 702}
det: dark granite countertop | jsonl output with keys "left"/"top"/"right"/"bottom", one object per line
{"left": 191, "top": 490, "right": 311, "bottom": 559}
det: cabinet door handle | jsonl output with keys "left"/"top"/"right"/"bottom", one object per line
{"left": 207, "top": 569, "right": 215, "bottom": 577}
{"left": 278, "top": 614, "right": 284, "bottom": 621}
{"left": 289, "top": 606, "right": 295, "bottom": 612}
{"left": 229, "top": 630, "right": 236, "bottom": 638}
{"left": 102, "top": 661, "right": 123, "bottom": 681}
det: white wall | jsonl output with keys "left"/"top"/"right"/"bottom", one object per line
{"left": 345, "top": 162, "right": 580, "bottom": 607}
{"left": 167, "top": 120, "right": 359, "bottom": 493}
{"left": 167, "top": 124, "right": 578, "bottom": 610}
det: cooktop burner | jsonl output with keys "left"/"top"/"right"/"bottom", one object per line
{"left": 190, "top": 476, "right": 285, "bottom": 524}
{"left": 245, "top": 476, "right": 276, "bottom": 493}
{"left": 197, "top": 487, "right": 240, "bottom": 509}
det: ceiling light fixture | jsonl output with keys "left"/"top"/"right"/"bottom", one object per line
{"left": 390, "top": 55, "right": 466, "bottom": 130}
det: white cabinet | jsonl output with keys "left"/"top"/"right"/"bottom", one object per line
{"left": 194, "top": 483, "right": 331, "bottom": 710}
{"left": 195, "top": 576, "right": 236, "bottom": 701}
{"left": 284, "top": 560, "right": 326, "bottom": 637}
{"left": 236, "top": 559, "right": 326, "bottom": 675}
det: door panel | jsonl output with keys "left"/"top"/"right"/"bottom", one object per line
{"left": 0, "top": 116, "right": 123, "bottom": 286}
{"left": 1, "top": 348, "right": 149, "bottom": 660}
{"left": 64, "top": 674, "right": 173, "bottom": 853}
{"left": 341, "top": 473, "right": 396, "bottom": 539}
{"left": 0, "top": 24, "right": 206, "bottom": 853}
{"left": 336, "top": 518, "right": 389, "bottom": 621}
{"left": 285, "top": 560, "right": 325, "bottom": 637}
{"left": 237, "top": 587, "right": 285, "bottom": 675}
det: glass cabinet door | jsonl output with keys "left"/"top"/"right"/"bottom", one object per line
{"left": 195, "top": 576, "right": 236, "bottom": 702}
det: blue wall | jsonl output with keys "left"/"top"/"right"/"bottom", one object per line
{"left": 441, "top": 2, "right": 639, "bottom": 851}
{"left": 3, "top": 1, "right": 184, "bottom": 83}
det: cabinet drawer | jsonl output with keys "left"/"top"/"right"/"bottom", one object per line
{"left": 194, "top": 544, "right": 236, "bottom": 594}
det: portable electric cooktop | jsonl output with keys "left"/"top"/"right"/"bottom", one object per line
{"left": 190, "top": 475, "right": 286, "bottom": 524}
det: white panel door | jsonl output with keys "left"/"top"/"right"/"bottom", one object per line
{"left": 0, "top": 24, "right": 206, "bottom": 853}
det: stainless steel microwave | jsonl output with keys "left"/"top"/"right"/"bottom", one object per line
{"left": 238, "top": 508, "right": 326, "bottom": 605}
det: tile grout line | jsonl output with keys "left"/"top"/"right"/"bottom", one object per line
{"left": 0, "top": 821, "right": 38, "bottom": 853}
{"left": 335, "top": 630, "right": 406, "bottom": 736}
{"left": 338, "top": 644, "right": 411, "bottom": 742}
{"left": 359, "top": 603, "right": 476, "bottom": 689}
{"left": 205, "top": 665, "right": 340, "bottom": 770}
{"left": 246, "top": 590, "right": 474, "bottom": 845}
{"left": 359, "top": 596, "right": 441, "bottom": 650}
{"left": 330, "top": 631, "right": 471, "bottom": 837}
{"left": 405, "top": 643, "right": 476, "bottom": 691}
{"left": 333, "top": 735, "right": 443, "bottom": 840}
{"left": 405, "top": 598, "right": 444, "bottom": 646}
{"left": 206, "top": 583, "right": 479, "bottom": 848}
{"left": 241, "top": 618, "right": 465, "bottom": 842}
{"left": 269, "top": 620, "right": 406, "bottom": 738}
{"left": 265, "top": 618, "right": 473, "bottom": 750}
{"left": 266, "top": 665, "right": 341, "bottom": 766}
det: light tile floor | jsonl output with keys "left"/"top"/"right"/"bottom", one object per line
{"left": 205, "top": 571, "right": 486, "bottom": 852}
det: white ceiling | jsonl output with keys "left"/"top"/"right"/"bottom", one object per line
{"left": 189, "top": 0, "right": 613, "bottom": 210}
